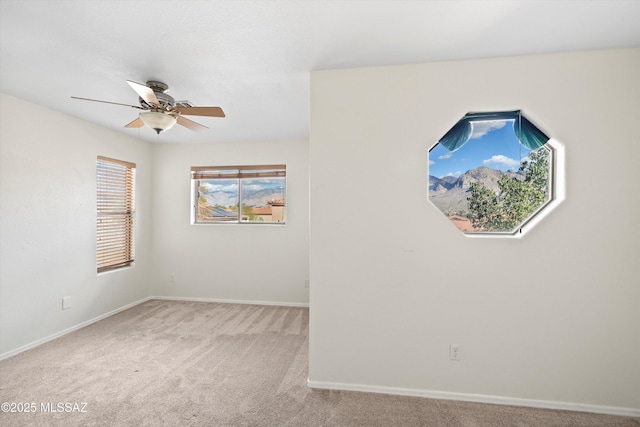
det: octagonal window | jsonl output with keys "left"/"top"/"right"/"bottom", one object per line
{"left": 428, "top": 110, "right": 559, "bottom": 237}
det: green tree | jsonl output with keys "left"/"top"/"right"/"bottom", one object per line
{"left": 467, "top": 148, "right": 549, "bottom": 232}
{"left": 467, "top": 182, "right": 503, "bottom": 230}
{"left": 242, "top": 204, "right": 259, "bottom": 221}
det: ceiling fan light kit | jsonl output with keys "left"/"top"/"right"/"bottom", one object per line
{"left": 140, "top": 111, "right": 177, "bottom": 134}
{"left": 71, "top": 80, "right": 225, "bottom": 135}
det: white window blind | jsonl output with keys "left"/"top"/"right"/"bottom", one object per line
{"left": 97, "top": 156, "right": 135, "bottom": 272}
{"left": 191, "top": 165, "right": 286, "bottom": 179}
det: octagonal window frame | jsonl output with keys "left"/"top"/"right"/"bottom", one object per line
{"left": 428, "top": 110, "right": 565, "bottom": 238}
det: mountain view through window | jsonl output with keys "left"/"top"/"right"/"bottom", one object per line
{"left": 192, "top": 166, "right": 286, "bottom": 224}
{"left": 429, "top": 113, "right": 553, "bottom": 235}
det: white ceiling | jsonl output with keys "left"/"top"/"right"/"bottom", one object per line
{"left": 1, "top": 0, "right": 639, "bottom": 144}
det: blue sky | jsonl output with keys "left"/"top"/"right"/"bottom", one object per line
{"left": 428, "top": 119, "right": 532, "bottom": 178}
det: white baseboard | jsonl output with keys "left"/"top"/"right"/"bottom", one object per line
{"left": 149, "top": 295, "right": 309, "bottom": 308}
{"left": 0, "top": 296, "right": 153, "bottom": 361}
{"left": 307, "top": 379, "right": 640, "bottom": 418}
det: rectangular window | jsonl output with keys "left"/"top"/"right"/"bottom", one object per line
{"left": 97, "top": 156, "right": 135, "bottom": 272}
{"left": 191, "top": 165, "right": 286, "bottom": 224}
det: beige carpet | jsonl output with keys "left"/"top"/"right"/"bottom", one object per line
{"left": 0, "top": 300, "right": 637, "bottom": 426}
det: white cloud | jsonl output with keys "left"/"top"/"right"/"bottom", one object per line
{"left": 470, "top": 120, "right": 509, "bottom": 139}
{"left": 242, "top": 184, "right": 264, "bottom": 191}
{"left": 201, "top": 182, "right": 237, "bottom": 193}
{"left": 446, "top": 171, "right": 463, "bottom": 177}
{"left": 429, "top": 160, "right": 435, "bottom": 165}
{"left": 483, "top": 155, "right": 520, "bottom": 168}
{"left": 438, "top": 153, "right": 453, "bottom": 159}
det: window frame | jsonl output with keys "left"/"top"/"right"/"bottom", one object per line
{"left": 428, "top": 110, "right": 561, "bottom": 238}
{"left": 191, "top": 165, "right": 286, "bottom": 225}
{"left": 96, "top": 156, "right": 136, "bottom": 272}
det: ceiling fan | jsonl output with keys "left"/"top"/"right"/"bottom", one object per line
{"left": 72, "top": 80, "right": 225, "bottom": 134}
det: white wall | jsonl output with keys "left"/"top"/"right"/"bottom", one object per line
{"left": 150, "top": 140, "right": 309, "bottom": 304}
{"left": 0, "top": 93, "right": 153, "bottom": 356}
{"left": 309, "top": 49, "right": 640, "bottom": 412}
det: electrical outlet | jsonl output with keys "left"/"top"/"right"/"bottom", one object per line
{"left": 170, "top": 274, "right": 175, "bottom": 283}
{"left": 62, "top": 296, "right": 71, "bottom": 310}
{"left": 304, "top": 279, "right": 309, "bottom": 288}
{"left": 450, "top": 344, "right": 461, "bottom": 361}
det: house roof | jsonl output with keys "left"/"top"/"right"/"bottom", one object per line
{"left": 1, "top": 1, "right": 638, "bottom": 145}
{"left": 252, "top": 207, "right": 273, "bottom": 216}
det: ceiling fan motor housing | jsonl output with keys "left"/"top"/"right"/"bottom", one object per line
{"left": 140, "top": 81, "right": 175, "bottom": 110}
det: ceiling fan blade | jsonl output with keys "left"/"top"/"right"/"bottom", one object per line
{"left": 124, "top": 117, "right": 144, "bottom": 128}
{"left": 174, "top": 106, "right": 225, "bottom": 117}
{"left": 177, "top": 115, "right": 209, "bottom": 132}
{"left": 126, "top": 80, "right": 160, "bottom": 106}
{"left": 71, "top": 96, "right": 144, "bottom": 109}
